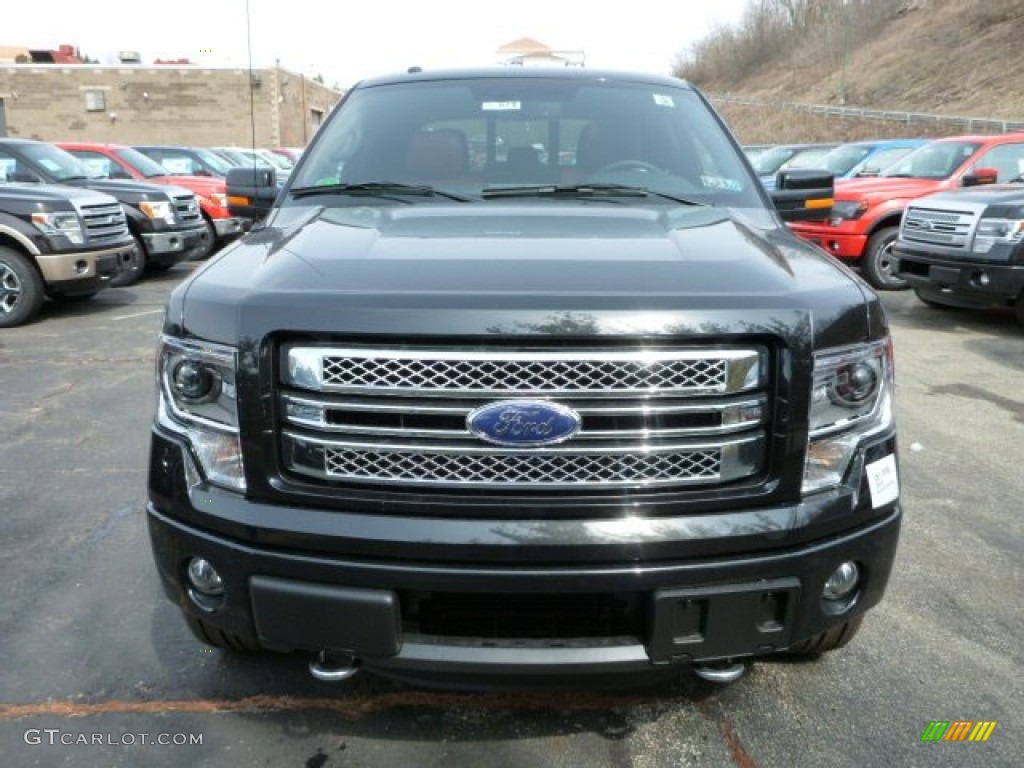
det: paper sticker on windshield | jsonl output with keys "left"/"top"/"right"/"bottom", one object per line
{"left": 700, "top": 176, "right": 743, "bottom": 191}
{"left": 482, "top": 101, "right": 521, "bottom": 111}
{"left": 653, "top": 94, "right": 676, "bottom": 107}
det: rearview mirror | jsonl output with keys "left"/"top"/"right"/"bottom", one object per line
{"left": 770, "top": 169, "right": 834, "bottom": 222}
{"left": 226, "top": 166, "right": 278, "bottom": 220}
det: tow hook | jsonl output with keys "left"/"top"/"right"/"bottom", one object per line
{"left": 693, "top": 660, "right": 747, "bottom": 683}
{"left": 309, "top": 651, "right": 360, "bottom": 682}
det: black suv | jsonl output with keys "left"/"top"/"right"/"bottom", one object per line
{"left": 0, "top": 182, "right": 134, "bottom": 326}
{"left": 148, "top": 68, "right": 900, "bottom": 688}
{"left": 0, "top": 139, "right": 208, "bottom": 286}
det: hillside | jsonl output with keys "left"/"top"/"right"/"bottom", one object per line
{"left": 676, "top": 0, "right": 1024, "bottom": 143}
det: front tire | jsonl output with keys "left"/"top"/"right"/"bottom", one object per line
{"left": 787, "top": 616, "right": 864, "bottom": 656}
{"left": 185, "top": 613, "right": 261, "bottom": 652}
{"left": 0, "top": 246, "right": 45, "bottom": 328}
{"left": 862, "top": 227, "right": 907, "bottom": 290}
{"left": 190, "top": 216, "right": 216, "bottom": 261}
{"left": 110, "top": 234, "right": 146, "bottom": 287}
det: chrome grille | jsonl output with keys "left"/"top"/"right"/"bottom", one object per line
{"left": 324, "top": 447, "right": 721, "bottom": 486}
{"left": 172, "top": 194, "right": 202, "bottom": 224}
{"left": 901, "top": 206, "right": 976, "bottom": 248}
{"left": 279, "top": 345, "right": 769, "bottom": 491}
{"left": 76, "top": 200, "right": 128, "bottom": 244}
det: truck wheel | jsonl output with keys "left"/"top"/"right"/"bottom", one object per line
{"left": 0, "top": 246, "right": 45, "bottom": 328}
{"left": 862, "top": 227, "right": 908, "bottom": 291}
{"left": 190, "top": 217, "right": 216, "bottom": 261}
{"left": 111, "top": 235, "right": 146, "bottom": 287}
{"left": 185, "top": 613, "right": 261, "bottom": 652}
{"left": 787, "top": 616, "right": 863, "bottom": 656}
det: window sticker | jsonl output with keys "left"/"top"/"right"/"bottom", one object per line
{"left": 653, "top": 94, "right": 675, "bottom": 108}
{"left": 700, "top": 176, "right": 743, "bottom": 191}
{"left": 482, "top": 101, "right": 521, "bottom": 111}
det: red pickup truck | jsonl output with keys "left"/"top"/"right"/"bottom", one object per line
{"left": 57, "top": 142, "right": 247, "bottom": 259}
{"left": 789, "top": 133, "right": 1024, "bottom": 289}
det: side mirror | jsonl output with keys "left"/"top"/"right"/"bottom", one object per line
{"left": 9, "top": 171, "right": 41, "bottom": 183}
{"left": 226, "top": 166, "right": 278, "bottom": 220}
{"left": 770, "top": 169, "right": 834, "bottom": 222}
{"left": 962, "top": 167, "right": 998, "bottom": 187}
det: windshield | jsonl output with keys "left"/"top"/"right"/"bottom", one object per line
{"left": 22, "top": 143, "right": 95, "bottom": 181}
{"left": 191, "top": 149, "right": 234, "bottom": 175}
{"left": 291, "top": 75, "right": 762, "bottom": 208}
{"left": 820, "top": 145, "right": 872, "bottom": 175}
{"left": 751, "top": 147, "right": 799, "bottom": 175}
{"left": 881, "top": 141, "right": 981, "bottom": 179}
{"left": 114, "top": 147, "right": 171, "bottom": 178}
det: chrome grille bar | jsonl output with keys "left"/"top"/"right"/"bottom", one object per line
{"left": 283, "top": 432, "right": 764, "bottom": 489}
{"left": 285, "top": 347, "right": 763, "bottom": 397}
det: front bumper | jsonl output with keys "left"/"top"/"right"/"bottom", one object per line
{"left": 36, "top": 243, "right": 134, "bottom": 295}
{"left": 148, "top": 430, "right": 902, "bottom": 682}
{"left": 790, "top": 221, "right": 868, "bottom": 260}
{"left": 212, "top": 217, "right": 247, "bottom": 239}
{"left": 142, "top": 224, "right": 209, "bottom": 263}
{"left": 894, "top": 245, "right": 1024, "bottom": 308}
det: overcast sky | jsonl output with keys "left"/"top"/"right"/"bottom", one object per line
{"left": 10, "top": 0, "right": 752, "bottom": 87}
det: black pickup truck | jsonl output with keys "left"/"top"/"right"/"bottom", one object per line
{"left": 0, "top": 182, "right": 134, "bottom": 327}
{"left": 0, "top": 138, "right": 208, "bottom": 287}
{"left": 894, "top": 183, "right": 1024, "bottom": 328}
{"left": 148, "top": 68, "right": 900, "bottom": 688}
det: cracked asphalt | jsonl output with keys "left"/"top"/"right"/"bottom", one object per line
{"left": 0, "top": 265, "right": 1020, "bottom": 767}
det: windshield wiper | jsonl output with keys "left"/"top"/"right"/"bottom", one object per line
{"left": 481, "top": 183, "right": 705, "bottom": 206}
{"left": 290, "top": 181, "right": 469, "bottom": 202}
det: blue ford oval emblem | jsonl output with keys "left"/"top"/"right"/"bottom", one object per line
{"left": 467, "top": 400, "right": 582, "bottom": 447}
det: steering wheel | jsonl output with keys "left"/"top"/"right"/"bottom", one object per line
{"left": 592, "top": 160, "right": 661, "bottom": 176}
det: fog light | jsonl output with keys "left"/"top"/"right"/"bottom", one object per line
{"left": 823, "top": 561, "right": 860, "bottom": 600}
{"left": 187, "top": 557, "right": 224, "bottom": 596}
{"left": 976, "top": 271, "right": 991, "bottom": 287}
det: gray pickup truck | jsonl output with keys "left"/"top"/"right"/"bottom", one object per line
{"left": 0, "top": 182, "right": 134, "bottom": 327}
{"left": 894, "top": 182, "right": 1024, "bottom": 328}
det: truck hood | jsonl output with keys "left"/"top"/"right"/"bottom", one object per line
{"left": 0, "top": 182, "right": 119, "bottom": 205}
{"left": 834, "top": 176, "right": 945, "bottom": 202}
{"left": 150, "top": 175, "right": 226, "bottom": 195}
{"left": 65, "top": 177, "right": 175, "bottom": 201}
{"left": 173, "top": 203, "right": 877, "bottom": 349}
{"left": 912, "top": 183, "right": 1024, "bottom": 206}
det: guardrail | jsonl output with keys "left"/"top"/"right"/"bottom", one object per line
{"left": 708, "top": 94, "right": 1024, "bottom": 134}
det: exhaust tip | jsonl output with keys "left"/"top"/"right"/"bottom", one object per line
{"left": 309, "top": 651, "right": 360, "bottom": 682}
{"left": 693, "top": 660, "right": 746, "bottom": 684}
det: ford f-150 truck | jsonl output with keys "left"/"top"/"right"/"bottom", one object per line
{"left": 0, "top": 181, "right": 134, "bottom": 327}
{"left": 0, "top": 138, "right": 208, "bottom": 286}
{"left": 893, "top": 182, "right": 1024, "bottom": 327}
{"left": 790, "top": 133, "right": 1024, "bottom": 290}
{"left": 57, "top": 142, "right": 247, "bottom": 259}
{"left": 148, "top": 68, "right": 900, "bottom": 688}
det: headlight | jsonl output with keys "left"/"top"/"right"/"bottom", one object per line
{"left": 209, "top": 192, "right": 228, "bottom": 208}
{"left": 157, "top": 336, "right": 244, "bottom": 491}
{"left": 974, "top": 217, "right": 1024, "bottom": 254}
{"left": 829, "top": 200, "right": 868, "bottom": 223}
{"left": 803, "top": 338, "right": 894, "bottom": 494}
{"left": 31, "top": 211, "right": 85, "bottom": 244}
{"left": 139, "top": 200, "right": 176, "bottom": 224}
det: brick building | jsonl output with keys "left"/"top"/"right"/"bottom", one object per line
{"left": 0, "top": 64, "right": 344, "bottom": 147}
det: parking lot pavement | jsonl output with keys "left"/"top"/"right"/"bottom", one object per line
{"left": 0, "top": 270, "right": 1020, "bottom": 767}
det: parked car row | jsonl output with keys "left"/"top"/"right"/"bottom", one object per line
{"left": 0, "top": 137, "right": 304, "bottom": 327}
{"left": 748, "top": 133, "right": 1024, "bottom": 327}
